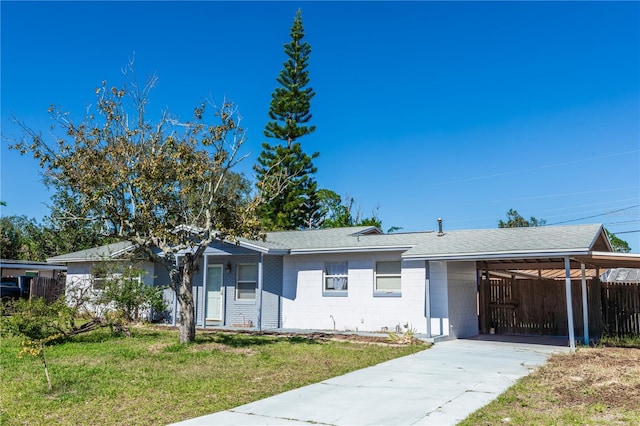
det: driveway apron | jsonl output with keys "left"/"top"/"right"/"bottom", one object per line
{"left": 170, "top": 337, "right": 570, "bottom": 426}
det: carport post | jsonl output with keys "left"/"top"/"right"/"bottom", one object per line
{"left": 581, "top": 263, "right": 589, "bottom": 345}
{"left": 564, "top": 257, "right": 576, "bottom": 351}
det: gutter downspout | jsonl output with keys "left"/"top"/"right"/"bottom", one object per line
{"left": 564, "top": 256, "right": 576, "bottom": 352}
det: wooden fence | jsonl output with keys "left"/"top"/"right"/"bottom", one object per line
{"left": 30, "top": 277, "right": 66, "bottom": 304}
{"left": 480, "top": 278, "right": 603, "bottom": 338}
{"left": 601, "top": 282, "right": 640, "bottom": 336}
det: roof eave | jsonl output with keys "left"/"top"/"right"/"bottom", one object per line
{"left": 290, "top": 245, "right": 414, "bottom": 255}
{"left": 235, "top": 241, "right": 290, "bottom": 255}
{"left": 403, "top": 249, "right": 592, "bottom": 261}
{"left": 3, "top": 262, "right": 67, "bottom": 271}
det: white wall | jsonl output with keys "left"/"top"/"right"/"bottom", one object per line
{"left": 428, "top": 261, "right": 450, "bottom": 336}
{"left": 64, "top": 260, "right": 156, "bottom": 316}
{"left": 281, "top": 252, "right": 429, "bottom": 333}
{"left": 446, "top": 261, "right": 479, "bottom": 338}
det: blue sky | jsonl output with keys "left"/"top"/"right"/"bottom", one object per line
{"left": 2, "top": 1, "right": 639, "bottom": 251}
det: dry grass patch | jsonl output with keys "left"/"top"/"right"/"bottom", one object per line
{"left": 461, "top": 347, "right": 640, "bottom": 425}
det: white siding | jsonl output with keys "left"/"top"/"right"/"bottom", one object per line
{"left": 281, "top": 252, "right": 428, "bottom": 333}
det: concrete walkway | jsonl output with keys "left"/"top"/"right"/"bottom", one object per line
{"left": 171, "top": 336, "right": 570, "bottom": 426}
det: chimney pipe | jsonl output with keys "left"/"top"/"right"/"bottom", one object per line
{"left": 437, "top": 218, "right": 444, "bottom": 237}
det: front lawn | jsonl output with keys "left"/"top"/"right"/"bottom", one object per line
{"left": 460, "top": 345, "right": 640, "bottom": 425}
{"left": 0, "top": 326, "right": 426, "bottom": 425}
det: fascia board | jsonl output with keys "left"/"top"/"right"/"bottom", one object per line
{"left": 8, "top": 262, "right": 67, "bottom": 270}
{"left": 45, "top": 257, "right": 115, "bottom": 263}
{"left": 111, "top": 245, "right": 138, "bottom": 258}
{"left": 402, "top": 249, "right": 591, "bottom": 261}
{"left": 289, "top": 246, "right": 414, "bottom": 255}
{"left": 236, "top": 241, "right": 288, "bottom": 254}
{"left": 588, "top": 251, "right": 640, "bottom": 260}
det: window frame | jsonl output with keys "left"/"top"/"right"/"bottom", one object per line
{"left": 235, "top": 263, "right": 257, "bottom": 302}
{"left": 91, "top": 264, "right": 142, "bottom": 291}
{"left": 92, "top": 265, "right": 109, "bottom": 291}
{"left": 374, "top": 260, "right": 402, "bottom": 297}
{"left": 323, "top": 261, "right": 348, "bottom": 297}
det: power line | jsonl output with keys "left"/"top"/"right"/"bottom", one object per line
{"left": 428, "top": 149, "right": 640, "bottom": 186}
{"left": 612, "top": 230, "right": 640, "bottom": 235}
{"left": 604, "top": 220, "right": 640, "bottom": 226}
{"left": 547, "top": 205, "right": 640, "bottom": 226}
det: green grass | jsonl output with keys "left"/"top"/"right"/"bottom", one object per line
{"left": 0, "top": 326, "right": 426, "bottom": 425}
{"left": 599, "top": 333, "right": 640, "bottom": 349}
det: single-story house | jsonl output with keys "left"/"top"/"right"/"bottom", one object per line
{"left": 1, "top": 258, "right": 66, "bottom": 279}
{"left": 47, "top": 223, "right": 640, "bottom": 348}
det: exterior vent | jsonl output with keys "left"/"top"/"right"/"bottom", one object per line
{"left": 437, "top": 218, "right": 445, "bottom": 237}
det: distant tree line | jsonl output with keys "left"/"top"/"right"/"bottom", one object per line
{"left": 498, "top": 208, "right": 630, "bottom": 253}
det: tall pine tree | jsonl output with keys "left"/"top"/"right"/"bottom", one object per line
{"left": 255, "top": 9, "right": 319, "bottom": 230}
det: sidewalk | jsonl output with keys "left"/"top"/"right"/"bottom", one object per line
{"left": 171, "top": 336, "right": 569, "bottom": 425}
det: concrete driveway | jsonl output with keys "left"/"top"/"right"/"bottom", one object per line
{"left": 171, "top": 336, "right": 570, "bottom": 426}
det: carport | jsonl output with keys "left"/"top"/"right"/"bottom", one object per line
{"left": 405, "top": 224, "right": 640, "bottom": 350}
{"left": 478, "top": 250, "right": 640, "bottom": 350}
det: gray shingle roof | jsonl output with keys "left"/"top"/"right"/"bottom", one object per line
{"left": 401, "top": 224, "right": 605, "bottom": 259}
{"left": 46, "top": 241, "right": 135, "bottom": 263}
{"left": 248, "top": 223, "right": 606, "bottom": 259}
{"left": 47, "top": 224, "right": 609, "bottom": 263}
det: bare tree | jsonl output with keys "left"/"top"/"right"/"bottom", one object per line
{"left": 9, "top": 61, "right": 265, "bottom": 343}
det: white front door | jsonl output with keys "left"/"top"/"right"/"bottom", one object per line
{"left": 206, "top": 265, "right": 223, "bottom": 321}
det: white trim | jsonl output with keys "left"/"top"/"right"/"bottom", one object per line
{"left": 374, "top": 260, "right": 402, "bottom": 295}
{"left": 403, "top": 249, "right": 591, "bottom": 261}
{"left": 580, "top": 263, "right": 589, "bottom": 345}
{"left": 564, "top": 256, "right": 576, "bottom": 352}
{"left": 292, "top": 246, "right": 414, "bottom": 255}
{"left": 205, "top": 263, "right": 224, "bottom": 322}
{"left": 589, "top": 251, "right": 640, "bottom": 260}
{"left": 236, "top": 263, "right": 258, "bottom": 301}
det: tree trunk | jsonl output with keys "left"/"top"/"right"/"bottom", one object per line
{"left": 177, "top": 254, "right": 196, "bottom": 343}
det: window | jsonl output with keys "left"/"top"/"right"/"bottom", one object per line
{"left": 92, "top": 266, "right": 109, "bottom": 291}
{"left": 236, "top": 264, "right": 257, "bottom": 301}
{"left": 92, "top": 265, "right": 141, "bottom": 291}
{"left": 324, "top": 262, "right": 348, "bottom": 293}
{"left": 375, "top": 261, "right": 401, "bottom": 294}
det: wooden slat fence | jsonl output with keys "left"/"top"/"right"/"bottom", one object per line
{"left": 480, "top": 278, "right": 602, "bottom": 338}
{"left": 30, "top": 277, "right": 66, "bottom": 303}
{"left": 601, "top": 282, "right": 640, "bottom": 336}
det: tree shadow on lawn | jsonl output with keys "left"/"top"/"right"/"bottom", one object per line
{"left": 197, "top": 332, "right": 319, "bottom": 348}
